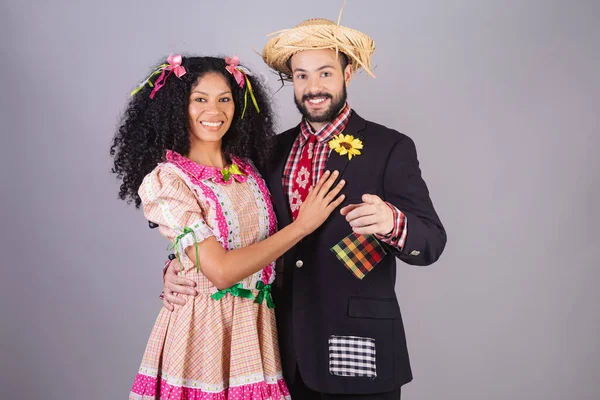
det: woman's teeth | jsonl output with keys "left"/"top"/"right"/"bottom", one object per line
{"left": 202, "top": 121, "right": 223, "bottom": 127}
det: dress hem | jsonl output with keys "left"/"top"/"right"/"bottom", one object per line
{"left": 130, "top": 373, "right": 291, "bottom": 400}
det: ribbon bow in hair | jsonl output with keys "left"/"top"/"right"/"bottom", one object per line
{"left": 224, "top": 54, "right": 260, "bottom": 118}
{"left": 225, "top": 55, "right": 245, "bottom": 89}
{"left": 131, "top": 53, "right": 187, "bottom": 98}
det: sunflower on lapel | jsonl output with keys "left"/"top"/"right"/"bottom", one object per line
{"left": 328, "top": 133, "right": 363, "bottom": 160}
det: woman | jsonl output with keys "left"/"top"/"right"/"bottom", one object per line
{"left": 110, "top": 54, "right": 345, "bottom": 399}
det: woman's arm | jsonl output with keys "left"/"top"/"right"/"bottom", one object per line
{"left": 184, "top": 170, "right": 345, "bottom": 289}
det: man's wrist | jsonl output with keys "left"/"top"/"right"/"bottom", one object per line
{"left": 377, "top": 203, "right": 398, "bottom": 238}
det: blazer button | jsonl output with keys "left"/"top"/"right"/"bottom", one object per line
{"left": 295, "top": 260, "right": 304, "bottom": 268}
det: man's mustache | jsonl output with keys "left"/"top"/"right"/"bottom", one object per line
{"left": 301, "top": 93, "right": 332, "bottom": 102}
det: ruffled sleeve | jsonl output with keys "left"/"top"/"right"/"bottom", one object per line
{"left": 139, "top": 165, "right": 214, "bottom": 258}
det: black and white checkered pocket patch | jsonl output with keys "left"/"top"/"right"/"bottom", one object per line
{"left": 328, "top": 335, "right": 377, "bottom": 378}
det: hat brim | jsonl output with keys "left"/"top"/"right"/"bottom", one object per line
{"left": 262, "top": 23, "right": 375, "bottom": 78}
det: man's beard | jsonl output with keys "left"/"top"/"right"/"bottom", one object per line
{"left": 294, "top": 83, "right": 347, "bottom": 124}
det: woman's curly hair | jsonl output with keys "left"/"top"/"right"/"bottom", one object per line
{"left": 110, "top": 55, "right": 275, "bottom": 208}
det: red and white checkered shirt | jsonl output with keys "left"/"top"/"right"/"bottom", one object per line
{"left": 283, "top": 104, "right": 352, "bottom": 202}
{"left": 283, "top": 104, "right": 407, "bottom": 250}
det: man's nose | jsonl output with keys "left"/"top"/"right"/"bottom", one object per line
{"left": 306, "top": 75, "right": 323, "bottom": 92}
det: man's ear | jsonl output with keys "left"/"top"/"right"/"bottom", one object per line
{"left": 344, "top": 64, "right": 353, "bottom": 85}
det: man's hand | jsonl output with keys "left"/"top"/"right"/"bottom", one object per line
{"left": 340, "top": 194, "right": 394, "bottom": 236}
{"left": 163, "top": 259, "right": 198, "bottom": 311}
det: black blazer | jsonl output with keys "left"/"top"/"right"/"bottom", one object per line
{"left": 261, "top": 110, "right": 446, "bottom": 394}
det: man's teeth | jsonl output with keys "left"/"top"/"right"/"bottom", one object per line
{"left": 202, "top": 121, "right": 223, "bottom": 127}
{"left": 308, "top": 98, "right": 326, "bottom": 104}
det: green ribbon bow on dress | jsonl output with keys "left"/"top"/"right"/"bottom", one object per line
{"left": 254, "top": 281, "right": 275, "bottom": 309}
{"left": 220, "top": 163, "right": 245, "bottom": 183}
{"left": 210, "top": 283, "right": 255, "bottom": 301}
{"left": 168, "top": 227, "right": 200, "bottom": 273}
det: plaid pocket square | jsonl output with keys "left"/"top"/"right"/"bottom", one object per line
{"left": 330, "top": 233, "right": 387, "bottom": 279}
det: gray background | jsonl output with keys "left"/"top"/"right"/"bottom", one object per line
{"left": 1, "top": 0, "right": 599, "bottom": 399}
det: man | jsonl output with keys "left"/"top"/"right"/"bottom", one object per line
{"left": 163, "top": 18, "right": 446, "bottom": 399}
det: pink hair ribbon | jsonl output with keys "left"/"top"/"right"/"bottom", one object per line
{"left": 225, "top": 55, "right": 245, "bottom": 89}
{"left": 225, "top": 54, "right": 260, "bottom": 118}
{"left": 130, "top": 53, "right": 187, "bottom": 98}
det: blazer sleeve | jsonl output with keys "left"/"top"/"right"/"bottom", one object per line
{"left": 381, "top": 134, "right": 446, "bottom": 265}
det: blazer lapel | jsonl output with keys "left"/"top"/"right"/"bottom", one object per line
{"left": 325, "top": 110, "right": 367, "bottom": 180}
{"left": 268, "top": 128, "right": 299, "bottom": 229}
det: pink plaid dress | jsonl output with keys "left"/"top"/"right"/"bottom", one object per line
{"left": 129, "top": 151, "right": 290, "bottom": 400}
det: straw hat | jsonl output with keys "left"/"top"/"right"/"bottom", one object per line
{"left": 261, "top": 17, "right": 376, "bottom": 79}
